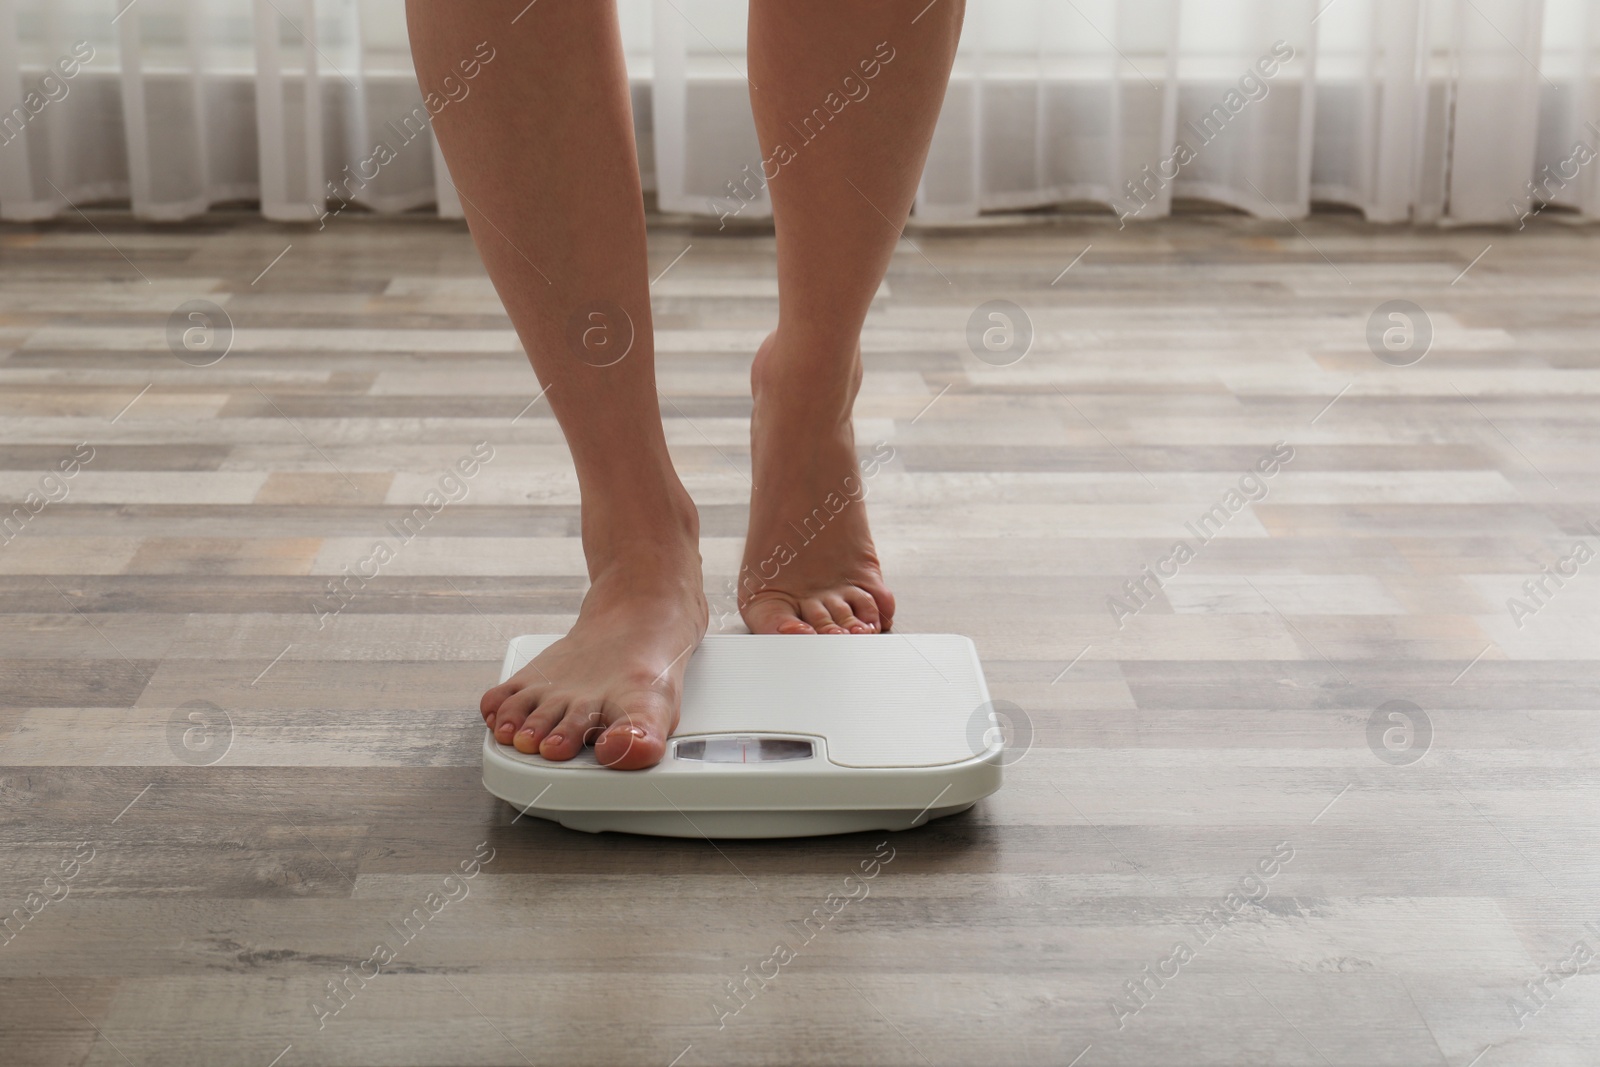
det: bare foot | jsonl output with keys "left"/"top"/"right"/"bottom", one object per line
{"left": 738, "top": 332, "right": 896, "bottom": 635}
{"left": 480, "top": 497, "right": 707, "bottom": 770}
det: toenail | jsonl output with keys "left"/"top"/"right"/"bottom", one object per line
{"left": 626, "top": 726, "right": 647, "bottom": 739}
{"left": 543, "top": 734, "right": 562, "bottom": 747}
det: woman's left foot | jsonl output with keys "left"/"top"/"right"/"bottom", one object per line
{"left": 738, "top": 331, "right": 896, "bottom": 635}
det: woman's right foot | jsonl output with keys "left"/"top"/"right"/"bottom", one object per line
{"left": 479, "top": 497, "right": 707, "bottom": 771}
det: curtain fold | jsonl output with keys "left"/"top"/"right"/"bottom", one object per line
{"left": 0, "top": 0, "right": 1594, "bottom": 226}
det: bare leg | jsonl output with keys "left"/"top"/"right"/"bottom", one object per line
{"left": 406, "top": 1, "right": 705, "bottom": 769}
{"left": 740, "top": 0, "right": 965, "bottom": 634}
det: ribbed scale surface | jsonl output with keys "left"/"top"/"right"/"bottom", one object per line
{"left": 503, "top": 634, "right": 991, "bottom": 768}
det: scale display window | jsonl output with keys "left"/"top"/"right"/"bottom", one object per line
{"left": 673, "top": 736, "right": 815, "bottom": 763}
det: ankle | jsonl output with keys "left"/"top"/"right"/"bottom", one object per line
{"left": 751, "top": 330, "right": 863, "bottom": 428}
{"left": 579, "top": 480, "right": 700, "bottom": 573}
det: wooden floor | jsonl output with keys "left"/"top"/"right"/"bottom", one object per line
{"left": 3, "top": 209, "right": 1599, "bottom": 1067}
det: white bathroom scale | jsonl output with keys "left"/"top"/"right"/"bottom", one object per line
{"left": 482, "top": 634, "right": 1004, "bottom": 838}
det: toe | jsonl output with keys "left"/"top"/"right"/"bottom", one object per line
{"left": 863, "top": 581, "right": 896, "bottom": 633}
{"left": 842, "top": 588, "right": 880, "bottom": 632}
{"left": 744, "top": 595, "right": 816, "bottom": 635}
{"left": 822, "top": 594, "right": 869, "bottom": 634}
{"left": 800, "top": 598, "right": 845, "bottom": 634}
{"left": 594, "top": 692, "right": 673, "bottom": 770}
{"left": 511, "top": 694, "right": 569, "bottom": 754}
{"left": 480, "top": 679, "right": 519, "bottom": 722}
{"left": 538, "top": 701, "right": 601, "bottom": 761}
{"left": 492, "top": 687, "right": 545, "bottom": 745}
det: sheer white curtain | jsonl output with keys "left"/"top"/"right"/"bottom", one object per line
{"left": 664, "top": 0, "right": 1600, "bottom": 225}
{"left": 0, "top": 0, "right": 1595, "bottom": 226}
